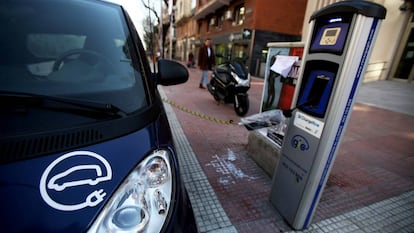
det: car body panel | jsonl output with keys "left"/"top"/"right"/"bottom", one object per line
{"left": 0, "top": 124, "right": 154, "bottom": 231}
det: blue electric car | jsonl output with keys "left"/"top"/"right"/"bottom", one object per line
{"left": 0, "top": 0, "right": 198, "bottom": 232}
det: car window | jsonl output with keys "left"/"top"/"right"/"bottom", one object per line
{"left": 26, "top": 34, "right": 86, "bottom": 76}
{"left": 27, "top": 34, "right": 86, "bottom": 59}
{"left": 0, "top": 0, "right": 147, "bottom": 113}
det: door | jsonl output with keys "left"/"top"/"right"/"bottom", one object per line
{"left": 393, "top": 15, "right": 414, "bottom": 82}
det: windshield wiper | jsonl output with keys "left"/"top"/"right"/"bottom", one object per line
{"left": 0, "top": 91, "right": 127, "bottom": 118}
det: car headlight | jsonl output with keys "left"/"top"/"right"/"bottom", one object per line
{"left": 88, "top": 150, "right": 174, "bottom": 233}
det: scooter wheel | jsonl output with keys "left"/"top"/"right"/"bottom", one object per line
{"left": 234, "top": 95, "right": 249, "bottom": 116}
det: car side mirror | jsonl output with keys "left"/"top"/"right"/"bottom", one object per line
{"left": 157, "top": 59, "right": 189, "bottom": 86}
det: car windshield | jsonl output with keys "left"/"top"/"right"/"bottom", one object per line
{"left": 0, "top": 0, "right": 147, "bottom": 114}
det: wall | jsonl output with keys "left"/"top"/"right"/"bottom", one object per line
{"left": 176, "top": 20, "right": 197, "bottom": 61}
{"left": 366, "top": 0, "right": 411, "bottom": 81}
{"left": 251, "top": 0, "right": 307, "bottom": 36}
{"left": 197, "top": 0, "right": 306, "bottom": 40}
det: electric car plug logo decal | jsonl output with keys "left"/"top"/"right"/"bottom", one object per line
{"left": 291, "top": 135, "right": 309, "bottom": 151}
{"left": 39, "top": 151, "right": 112, "bottom": 211}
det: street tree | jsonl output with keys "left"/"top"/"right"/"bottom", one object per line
{"left": 141, "top": 0, "right": 171, "bottom": 59}
{"left": 142, "top": 15, "right": 157, "bottom": 57}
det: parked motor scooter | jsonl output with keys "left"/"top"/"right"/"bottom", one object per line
{"left": 207, "top": 58, "right": 251, "bottom": 116}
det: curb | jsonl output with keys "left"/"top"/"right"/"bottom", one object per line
{"left": 159, "top": 86, "right": 238, "bottom": 233}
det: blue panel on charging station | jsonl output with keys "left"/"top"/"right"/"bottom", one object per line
{"left": 297, "top": 69, "right": 336, "bottom": 118}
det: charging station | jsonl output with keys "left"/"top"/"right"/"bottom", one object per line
{"left": 269, "top": 1, "right": 386, "bottom": 230}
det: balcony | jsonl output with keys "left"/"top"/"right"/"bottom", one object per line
{"left": 194, "top": 0, "right": 231, "bottom": 20}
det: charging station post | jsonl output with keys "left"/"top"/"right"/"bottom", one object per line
{"left": 269, "top": 1, "right": 386, "bottom": 230}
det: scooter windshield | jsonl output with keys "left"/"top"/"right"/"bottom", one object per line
{"left": 230, "top": 62, "right": 249, "bottom": 79}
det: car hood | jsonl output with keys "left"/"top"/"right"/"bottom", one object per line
{"left": 0, "top": 123, "right": 167, "bottom": 232}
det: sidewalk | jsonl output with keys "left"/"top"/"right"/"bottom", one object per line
{"left": 160, "top": 65, "right": 414, "bottom": 233}
{"left": 356, "top": 80, "right": 414, "bottom": 116}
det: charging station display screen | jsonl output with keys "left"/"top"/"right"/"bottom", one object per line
{"left": 320, "top": 27, "right": 341, "bottom": 45}
{"left": 310, "top": 16, "right": 351, "bottom": 55}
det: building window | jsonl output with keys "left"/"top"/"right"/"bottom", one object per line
{"left": 197, "top": 21, "right": 202, "bottom": 34}
{"left": 234, "top": 4, "right": 245, "bottom": 25}
{"left": 216, "top": 13, "right": 223, "bottom": 29}
{"left": 207, "top": 17, "right": 211, "bottom": 32}
{"left": 208, "top": 14, "right": 222, "bottom": 29}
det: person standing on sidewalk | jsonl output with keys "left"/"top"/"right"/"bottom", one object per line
{"left": 197, "top": 38, "right": 215, "bottom": 89}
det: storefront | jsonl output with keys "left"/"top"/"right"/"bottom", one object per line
{"left": 206, "top": 31, "right": 250, "bottom": 67}
{"left": 195, "top": 29, "right": 300, "bottom": 77}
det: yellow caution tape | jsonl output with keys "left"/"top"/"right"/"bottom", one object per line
{"left": 162, "top": 98, "right": 237, "bottom": 125}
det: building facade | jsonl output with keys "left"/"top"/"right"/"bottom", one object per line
{"left": 173, "top": 0, "right": 413, "bottom": 82}
{"left": 175, "top": 0, "right": 197, "bottom": 62}
{"left": 174, "top": 0, "right": 307, "bottom": 76}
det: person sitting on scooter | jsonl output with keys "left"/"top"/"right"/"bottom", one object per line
{"left": 198, "top": 38, "right": 215, "bottom": 89}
